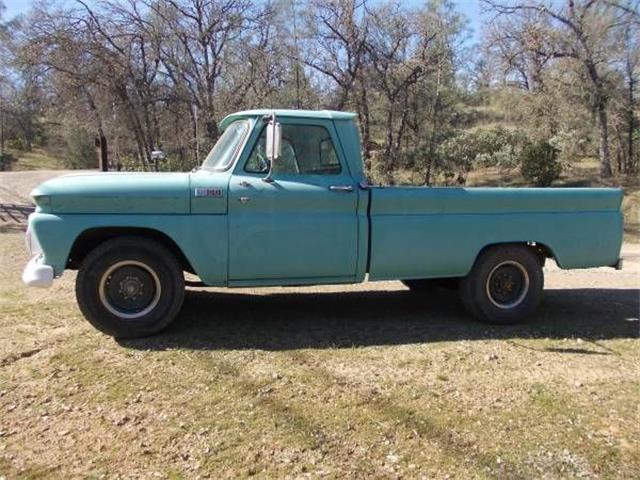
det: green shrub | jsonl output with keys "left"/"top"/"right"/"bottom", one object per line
{"left": 549, "top": 129, "right": 594, "bottom": 164}
{"left": 6, "top": 138, "right": 27, "bottom": 151}
{"left": 439, "top": 127, "right": 528, "bottom": 172}
{"left": 520, "top": 141, "right": 562, "bottom": 187}
{"left": 64, "top": 128, "right": 96, "bottom": 169}
{"left": 117, "top": 155, "right": 146, "bottom": 171}
{"left": 160, "top": 154, "right": 199, "bottom": 172}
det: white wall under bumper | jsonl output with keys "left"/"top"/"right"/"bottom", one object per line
{"left": 22, "top": 255, "right": 54, "bottom": 288}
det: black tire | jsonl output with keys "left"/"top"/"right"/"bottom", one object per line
{"left": 459, "top": 245, "right": 543, "bottom": 324}
{"left": 402, "top": 278, "right": 459, "bottom": 292}
{"left": 76, "top": 236, "right": 185, "bottom": 338}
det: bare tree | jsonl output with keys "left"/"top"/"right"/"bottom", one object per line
{"left": 621, "top": 22, "right": 639, "bottom": 172}
{"left": 142, "top": 0, "right": 259, "bottom": 144}
{"left": 484, "top": 0, "right": 639, "bottom": 177}
{"left": 484, "top": 9, "right": 556, "bottom": 92}
{"left": 366, "top": 2, "right": 439, "bottom": 183}
{"left": 302, "top": 0, "right": 374, "bottom": 165}
{"left": 6, "top": 0, "right": 633, "bottom": 186}
{"left": 303, "top": 0, "right": 368, "bottom": 108}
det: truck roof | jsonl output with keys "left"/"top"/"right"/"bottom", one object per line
{"left": 220, "top": 109, "right": 357, "bottom": 129}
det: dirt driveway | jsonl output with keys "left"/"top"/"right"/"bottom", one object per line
{"left": 0, "top": 170, "right": 638, "bottom": 478}
{"left": 0, "top": 170, "right": 85, "bottom": 232}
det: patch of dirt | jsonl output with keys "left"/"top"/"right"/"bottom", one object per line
{"left": 0, "top": 170, "right": 92, "bottom": 231}
{"left": 0, "top": 170, "right": 83, "bottom": 202}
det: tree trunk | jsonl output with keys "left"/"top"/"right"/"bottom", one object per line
{"left": 204, "top": 117, "right": 218, "bottom": 144}
{"left": 355, "top": 80, "right": 372, "bottom": 175}
{"left": 425, "top": 66, "right": 442, "bottom": 186}
{"left": 0, "top": 106, "right": 4, "bottom": 158}
{"left": 114, "top": 83, "right": 151, "bottom": 168}
{"left": 384, "top": 106, "right": 395, "bottom": 185}
{"left": 627, "top": 68, "right": 635, "bottom": 173}
{"left": 25, "top": 127, "right": 33, "bottom": 152}
{"left": 95, "top": 136, "right": 108, "bottom": 172}
{"left": 335, "top": 86, "right": 349, "bottom": 111}
{"left": 624, "top": 26, "right": 636, "bottom": 174}
{"left": 189, "top": 104, "right": 200, "bottom": 162}
{"left": 614, "top": 125, "right": 625, "bottom": 173}
{"left": 393, "top": 93, "right": 410, "bottom": 155}
{"left": 585, "top": 59, "right": 613, "bottom": 178}
{"left": 596, "top": 99, "right": 613, "bottom": 177}
{"left": 84, "top": 88, "right": 108, "bottom": 171}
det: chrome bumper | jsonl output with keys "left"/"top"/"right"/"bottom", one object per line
{"left": 22, "top": 255, "right": 54, "bottom": 288}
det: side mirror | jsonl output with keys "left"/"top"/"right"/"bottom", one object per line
{"left": 263, "top": 114, "right": 281, "bottom": 183}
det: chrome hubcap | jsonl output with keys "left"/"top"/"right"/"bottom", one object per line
{"left": 486, "top": 261, "right": 530, "bottom": 309}
{"left": 99, "top": 261, "right": 161, "bottom": 319}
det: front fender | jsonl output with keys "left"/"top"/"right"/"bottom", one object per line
{"left": 28, "top": 213, "right": 228, "bottom": 285}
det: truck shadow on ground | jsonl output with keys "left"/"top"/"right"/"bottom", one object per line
{"left": 119, "top": 287, "right": 639, "bottom": 352}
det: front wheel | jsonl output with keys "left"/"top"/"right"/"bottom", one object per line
{"left": 459, "top": 245, "right": 543, "bottom": 324}
{"left": 76, "top": 236, "right": 185, "bottom": 338}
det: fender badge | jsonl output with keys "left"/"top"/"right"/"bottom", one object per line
{"left": 194, "top": 188, "right": 223, "bottom": 198}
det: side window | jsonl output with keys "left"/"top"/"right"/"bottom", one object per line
{"left": 245, "top": 124, "right": 342, "bottom": 175}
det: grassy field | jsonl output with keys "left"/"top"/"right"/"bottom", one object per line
{"left": 0, "top": 160, "right": 638, "bottom": 478}
{"left": 1, "top": 149, "right": 65, "bottom": 172}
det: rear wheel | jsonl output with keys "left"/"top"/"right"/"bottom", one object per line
{"left": 76, "top": 236, "right": 185, "bottom": 338}
{"left": 459, "top": 245, "right": 543, "bottom": 324}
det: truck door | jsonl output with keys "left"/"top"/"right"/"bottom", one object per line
{"left": 228, "top": 119, "right": 359, "bottom": 282}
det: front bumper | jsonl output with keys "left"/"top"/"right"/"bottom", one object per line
{"left": 22, "top": 255, "right": 54, "bottom": 288}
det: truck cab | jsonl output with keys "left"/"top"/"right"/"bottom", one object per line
{"left": 211, "top": 110, "right": 369, "bottom": 284}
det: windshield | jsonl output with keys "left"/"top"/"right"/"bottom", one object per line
{"left": 201, "top": 120, "right": 250, "bottom": 171}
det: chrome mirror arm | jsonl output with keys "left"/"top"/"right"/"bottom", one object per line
{"left": 262, "top": 112, "right": 280, "bottom": 183}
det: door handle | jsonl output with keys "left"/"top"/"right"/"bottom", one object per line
{"left": 238, "top": 196, "right": 250, "bottom": 204}
{"left": 329, "top": 185, "right": 354, "bottom": 192}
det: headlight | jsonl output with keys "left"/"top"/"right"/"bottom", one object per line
{"left": 32, "top": 195, "right": 51, "bottom": 209}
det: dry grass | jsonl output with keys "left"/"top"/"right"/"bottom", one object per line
{"left": 3, "top": 149, "right": 64, "bottom": 171}
{"left": 0, "top": 163, "right": 639, "bottom": 478}
{"left": 1, "top": 232, "right": 639, "bottom": 478}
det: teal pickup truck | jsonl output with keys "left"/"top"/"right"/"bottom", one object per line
{"left": 23, "top": 110, "right": 624, "bottom": 338}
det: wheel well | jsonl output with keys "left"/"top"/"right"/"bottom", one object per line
{"left": 477, "top": 241, "right": 555, "bottom": 266}
{"left": 67, "top": 227, "right": 195, "bottom": 273}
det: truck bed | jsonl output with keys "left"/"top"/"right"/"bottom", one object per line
{"left": 367, "top": 187, "right": 624, "bottom": 280}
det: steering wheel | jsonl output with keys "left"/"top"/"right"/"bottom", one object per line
{"left": 256, "top": 149, "right": 270, "bottom": 173}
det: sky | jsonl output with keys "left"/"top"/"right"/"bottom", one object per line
{"left": 3, "top": 0, "right": 30, "bottom": 18}
{"left": 2, "top": 0, "right": 485, "bottom": 45}
{"left": 456, "top": 0, "right": 484, "bottom": 45}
